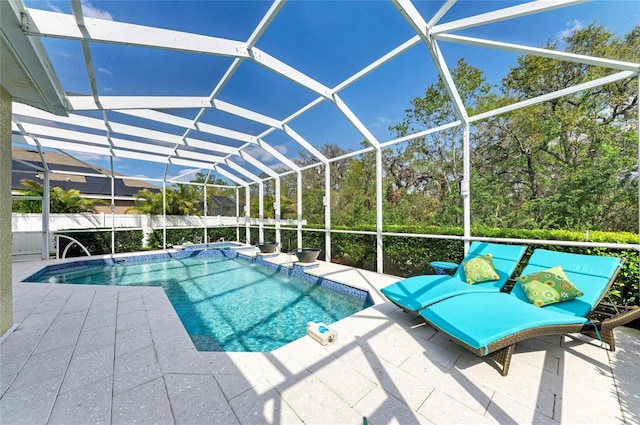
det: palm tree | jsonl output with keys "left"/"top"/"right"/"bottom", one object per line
{"left": 127, "top": 185, "right": 202, "bottom": 215}
{"left": 167, "top": 184, "right": 201, "bottom": 216}
{"left": 12, "top": 179, "right": 101, "bottom": 213}
{"left": 51, "top": 187, "right": 101, "bottom": 213}
{"left": 126, "top": 189, "right": 165, "bottom": 215}
{"left": 12, "top": 179, "right": 45, "bottom": 213}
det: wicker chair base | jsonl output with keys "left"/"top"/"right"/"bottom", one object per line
{"left": 487, "top": 345, "right": 515, "bottom": 376}
{"left": 429, "top": 305, "right": 640, "bottom": 376}
{"left": 581, "top": 329, "right": 615, "bottom": 351}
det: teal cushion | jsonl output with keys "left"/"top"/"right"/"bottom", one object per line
{"left": 381, "top": 275, "right": 499, "bottom": 312}
{"left": 420, "top": 292, "right": 590, "bottom": 355}
{"left": 510, "top": 249, "right": 621, "bottom": 317}
{"left": 452, "top": 242, "right": 526, "bottom": 288}
{"left": 381, "top": 242, "right": 527, "bottom": 312}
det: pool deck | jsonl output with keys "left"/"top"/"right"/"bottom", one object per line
{"left": 2, "top": 250, "right": 639, "bottom": 424}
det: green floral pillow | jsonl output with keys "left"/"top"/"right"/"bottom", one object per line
{"left": 517, "top": 265, "right": 584, "bottom": 307}
{"left": 461, "top": 253, "right": 499, "bottom": 284}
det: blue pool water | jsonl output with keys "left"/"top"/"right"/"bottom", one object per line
{"left": 26, "top": 253, "right": 372, "bottom": 352}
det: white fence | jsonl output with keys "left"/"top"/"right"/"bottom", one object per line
{"left": 11, "top": 213, "right": 305, "bottom": 256}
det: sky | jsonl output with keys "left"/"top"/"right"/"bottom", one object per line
{"left": 18, "top": 0, "right": 640, "bottom": 184}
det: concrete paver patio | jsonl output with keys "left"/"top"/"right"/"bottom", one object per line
{"left": 2, "top": 253, "right": 639, "bottom": 424}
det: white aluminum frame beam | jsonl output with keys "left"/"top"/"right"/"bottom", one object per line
{"left": 24, "top": 8, "right": 250, "bottom": 58}
{"left": 26, "top": 6, "right": 382, "bottom": 161}
{"left": 283, "top": 124, "right": 328, "bottom": 163}
{"left": 256, "top": 139, "right": 300, "bottom": 172}
{"left": 250, "top": 47, "right": 333, "bottom": 99}
{"left": 173, "top": 150, "right": 226, "bottom": 164}
{"left": 435, "top": 34, "right": 640, "bottom": 73}
{"left": 114, "top": 109, "right": 257, "bottom": 145}
{"left": 17, "top": 121, "right": 109, "bottom": 146}
{"left": 376, "top": 149, "right": 383, "bottom": 272}
{"left": 470, "top": 71, "right": 637, "bottom": 123}
{"left": 21, "top": 137, "right": 111, "bottom": 156}
{"left": 67, "top": 95, "right": 213, "bottom": 111}
{"left": 427, "top": 0, "right": 456, "bottom": 28}
{"left": 392, "top": 0, "right": 469, "bottom": 123}
{"left": 214, "top": 166, "right": 249, "bottom": 188}
{"left": 178, "top": 2, "right": 285, "bottom": 177}
{"left": 224, "top": 161, "right": 261, "bottom": 183}
{"left": 431, "top": 0, "right": 588, "bottom": 35}
{"left": 333, "top": 94, "right": 381, "bottom": 150}
{"left": 13, "top": 103, "right": 247, "bottom": 166}
{"left": 239, "top": 151, "right": 279, "bottom": 179}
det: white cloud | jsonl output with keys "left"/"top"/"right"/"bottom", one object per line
{"left": 130, "top": 174, "right": 150, "bottom": 179}
{"left": 97, "top": 67, "right": 112, "bottom": 75}
{"left": 81, "top": 0, "right": 113, "bottom": 21}
{"left": 273, "top": 144, "right": 288, "bottom": 155}
{"left": 557, "top": 19, "right": 583, "bottom": 42}
{"left": 45, "top": 0, "right": 113, "bottom": 21}
{"left": 372, "top": 115, "right": 392, "bottom": 129}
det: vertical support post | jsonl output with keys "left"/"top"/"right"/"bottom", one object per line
{"left": 258, "top": 182, "right": 264, "bottom": 243}
{"left": 235, "top": 187, "right": 240, "bottom": 242}
{"left": 162, "top": 181, "right": 167, "bottom": 248}
{"left": 462, "top": 124, "right": 471, "bottom": 253}
{"left": 275, "top": 177, "right": 281, "bottom": 248}
{"left": 245, "top": 186, "right": 251, "bottom": 244}
{"left": 43, "top": 170, "right": 50, "bottom": 259}
{"left": 376, "top": 149, "right": 384, "bottom": 273}
{"left": 110, "top": 165, "right": 115, "bottom": 255}
{"left": 324, "top": 163, "right": 331, "bottom": 262}
{"left": 142, "top": 214, "right": 151, "bottom": 248}
{"left": 297, "top": 171, "right": 302, "bottom": 249}
{"left": 203, "top": 182, "right": 208, "bottom": 243}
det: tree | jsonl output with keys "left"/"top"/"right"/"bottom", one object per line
{"left": 12, "top": 179, "right": 102, "bottom": 213}
{"left": 387, "top": 58, "right": 492, "bottom": 226}
{"left": 167, "top": 183, "right": 200, "bottom": 216}
{"left": 126, "top": 189, "right": 165, "bottom": 215}
{"left": 127, "top": 184, "right": 201, "bottom": 216}
{"left": 474, "top": 23, "right": 638, "bottom": 231}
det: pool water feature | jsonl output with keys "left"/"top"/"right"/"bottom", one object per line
{"left": 25, "top": 251, "right": 372, "bottom": 352}
{"left": 181, "top": 241, "right": 246, "bottom": 251}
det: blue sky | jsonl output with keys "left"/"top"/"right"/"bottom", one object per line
{"left": 21, "top": 0, "right": 640, "bottom": 183}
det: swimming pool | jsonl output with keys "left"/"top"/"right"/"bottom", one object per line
{"left": 25, "top": 250, "right": 373, "bottom": 352}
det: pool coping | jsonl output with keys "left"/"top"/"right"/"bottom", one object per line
{"left": 16, "top": 248, "right": 392, "bottom": 354}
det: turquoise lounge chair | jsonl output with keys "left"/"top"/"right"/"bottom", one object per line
{"left": 419, "top": 249, "right": 638, "bottom": 376}
{"left": 380, "top": 242, "right": 527, "bottom": 312}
